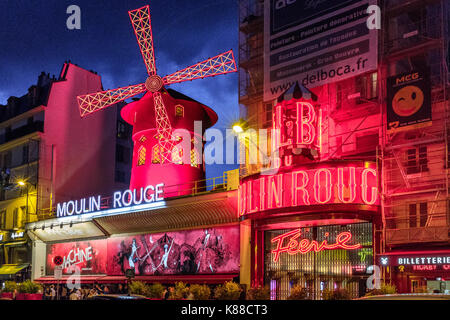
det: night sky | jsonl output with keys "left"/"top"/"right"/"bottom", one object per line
{"left": 0, "top": 0, "right": 239, "bottom": 179}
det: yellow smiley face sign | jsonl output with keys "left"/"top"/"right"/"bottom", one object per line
{"left": 392, "top": 85, "right": 424, "bottom": 117}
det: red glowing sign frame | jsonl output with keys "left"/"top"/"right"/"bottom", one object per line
{"left": 238, "top": 162, "right": 379, "bottom": 217}
{"left": 271, "top": 229, "right": 362, "bottom": 263}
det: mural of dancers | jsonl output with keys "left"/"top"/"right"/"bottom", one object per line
{"left": 108, "top": 226, "right": 239, "bottom": 276}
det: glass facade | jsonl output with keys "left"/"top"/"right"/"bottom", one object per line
{"left": 264, "top": 222, "right": 373, "bottom": 300}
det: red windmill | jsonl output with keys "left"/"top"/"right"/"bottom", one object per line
{"left": 77, "top": 4, "right": 236, "bottom": 163}
{"left": 76, "top": 5, "right": 237, "bottom": 194}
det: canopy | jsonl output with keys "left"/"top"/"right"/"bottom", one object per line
{"left": 0, "top": 263, "right": 29, "bottom": 275}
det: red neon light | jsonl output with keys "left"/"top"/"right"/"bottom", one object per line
{"left": 271, "top": 230, "right": 362, "bottom": 263}
{"left": 314, "top": 168, "right": 332, "bottom": 204}
{"left": 268, "top": 174, "right": 283, "bottom": 209}
{"left": 297, "top": 102, "right": 316, "bottom": 145}
{"left": 337, "top": 167, "right": 356, "bottom": 203}
{"left": 292, "top": 170, "right": 310, "bottom": 206}
{"left": 239, "top": 163, "right": 379, "bottom": 216}
{"left": 362, "top": 168, "right": 377, "bottom": 205}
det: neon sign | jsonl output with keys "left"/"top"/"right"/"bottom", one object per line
{"left": 271, "top": 229, "right": 362, "bottom": 262}
{"left": 238, "top": 163, "right": 379, "bottom": 216}
{"left": 57, "top": 183, "right": 165, "bottom": 217}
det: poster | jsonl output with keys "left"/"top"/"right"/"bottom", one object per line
{"left": 46, "top": 239, "right": 108, "bottom": 275}
{"left": 107, "top": 226, "right": 240, "bottom": 276}
{"left": 45, "top": 226, "right": 240, "bottom": 276}
{"left": 387, "top": 69, "right": 431, "bottom": 132}
{"left": 264, "top": 0, "right": 378, "bottom": 101}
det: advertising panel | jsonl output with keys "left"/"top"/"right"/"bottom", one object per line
{"left": 264, "top": 0, "right": 378, "bottom": 101}
{"left": 386, "top": 69, "right": 431, "bottom": 132}
{"left": 45, "top": 226, "right": 240, "bottom": 277}
{"left": 107, "top": 226, "right": 240, "bottom": 276}
{"left": 46, "top": 239, "right": 108, "bottom": 275}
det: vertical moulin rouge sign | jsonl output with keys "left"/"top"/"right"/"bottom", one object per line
{"left": 46, "top": 226, "right": 240, "bottom": 276}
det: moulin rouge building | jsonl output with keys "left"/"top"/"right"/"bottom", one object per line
{"left": 238, "top": 0, "right": 450, "bottom": 299}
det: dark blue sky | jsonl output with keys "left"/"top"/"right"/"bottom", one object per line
{"left": 0, "top": 0, "right": 240, "bottom": 179}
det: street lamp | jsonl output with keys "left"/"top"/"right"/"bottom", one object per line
{"left": 232, "top": 120, "right": 248, "bottom": 134}
{"left": 17, "top": 180, "right": 26, "bottom": 187}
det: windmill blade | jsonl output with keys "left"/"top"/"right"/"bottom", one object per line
{"left": 129, "top": 5, "right": 157, "bottom": 76}
{"left": 162, "top": 50, "right": 237, "bottom": 85}
{"left": 77, "top": 83, "right": 147, "bottom": 117}
{"left": 153, "top": 92, "right": 176, "bottom": 163}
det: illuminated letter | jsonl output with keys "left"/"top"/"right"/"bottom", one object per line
{"left": 314, "top": 169, "right": 332, "bottom": 204}
{"left": 122, "top": 190, "right": 133, "bottom": 206}
{"left": 155, "top": 183, "right": 164, "bottom": 201}
{"left": 238, "top": 183, "right": 247, "bottom": 216}
{"left": 337, "top": 167, "right": 356, "bottom": 203}
{"left": 67, "top": 201, "right": 75, "bottom": 216}
{"left": 113, "top": 191, "right": 122, "bottom": 208}
{"left": 268, "top": 174, "right": 283, "bottom": 209}
{"left": 248, "top": 179, "right": 259, "bottom": 213}
{"left": 292, "top": 170, "right": 310, "bottom": 206}
{"left": 144, "top": 185, "right": 155, "bottom": 203}
{"left": 361, "top": 168, "right": 378, "bottom": 205}
{"left": 297, "top": 102, "right": 316, "bottom": 145}
{"left": 259, "top": 177, "right": 266, "bottom": 211}
{"left": 133, "top": 188, "right": 144, "bottom": 205}
{"left": 57, "top": 202, "right": 67, "bottom": 217}
{"left": 91, "top": 196, "right": 101, "bottom": 212}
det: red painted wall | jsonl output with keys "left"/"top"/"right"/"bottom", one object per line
{"left": 42, "top": 63, "right": 125, "bottom": 206}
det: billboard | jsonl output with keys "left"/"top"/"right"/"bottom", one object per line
{"left": 107, "top": 226, "right": 240, "bottom": 276}
{"left": 264, "top": 0, "right": 378, "bottom": 101}
{"left": 46, "top": 226, "right": 240, "bottom": 276}
{"left": 387, "top": 69, "right": 431, "bottom": 132}
{"left": 46, "top": 239, "right": 108, "bottom": 275}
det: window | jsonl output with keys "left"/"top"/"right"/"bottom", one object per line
{"left": 406, "top": 146, "right": 428, "bottom": 174}
{"left": 22, "top": 145, "right": 29, "bottom": 164}
{"left": 355, "top": 72, "right": 377, "bottom": 103}
{"left": 12, "top": 208, "right": 21, "bottom": 228}
{"left": 190, "top": 149, "right": 199, "bottom": 167}
{"left": 263, "top": 103, "right": 273, "bottom": 128}
{"left": 0, "top": 210, "right": 6, "bottom": 229}
{"left": 175, "top": 105, "right": 184, "bottom": 117}
{"left": 356, "top": 133, "right": 379, "bottom": 153}
{"left": 117, "top": 120, "right": 129, "bottom": 139}
{"left": 336, "top": 84, "right": 343, "bottom": 110}
{"left": 409, "top": 202, "right": 428, "bottom": 228}
{"left": 116, "top": 145, "right": 130, "bottom": 164}
{"left": 139, "top": 146, "right": 147, "bottom": 166}
{"left": 3, "top": 151, "right": 11, "bottom": 168}
{"left": 115, "top": 170, "right": 126, "bottom": 183}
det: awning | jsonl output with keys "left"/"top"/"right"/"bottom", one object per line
{"left": 35, "top": 274, "right": 238, "bottom": 284}
{"left": 34, "top": 276, "right": 104, "bottom": 284}
{"left": 0, "top": 264, "right": 29, "bottom": 275}
{"left": 94, "top": 191, "right": 238, "bottom": 235}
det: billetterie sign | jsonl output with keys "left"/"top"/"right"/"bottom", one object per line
{"left": 57, "top": 183, "right": 164, "bottom": 218}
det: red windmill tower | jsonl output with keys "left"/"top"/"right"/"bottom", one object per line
{"left": 77, "top": 5, "right": 237, "bottom": 195}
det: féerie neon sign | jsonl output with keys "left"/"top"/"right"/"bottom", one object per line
{"left": 238, "top": 163, "right": 379, "bottom": 216}
{"left": 271, "top": 229, "right": 362, "bottom": 262}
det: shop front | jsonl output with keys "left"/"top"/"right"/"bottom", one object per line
{"left": 239, "top": 161, "right": 381, "bottom": 300}
{"left": 0, "top": 230, "right": 31, "bottom": 284}
{"left": 379, "top": 251, "right": 450, "bottom": 294}
{"left": 27, "top": 187, "right": 240, "bottom": 287}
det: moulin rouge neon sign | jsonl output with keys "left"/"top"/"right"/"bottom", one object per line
{"left": 238, "top": 163, "right": 379, "bottom": 216}
{"left": 271, "top": 229, "right": 362, "bottom": 262}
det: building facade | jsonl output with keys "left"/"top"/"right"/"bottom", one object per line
{"left": 238, "top": 0, "right": 450, "bottom": 298}
{"left": 0, "top": 62, "right": 132, "bottom": 283}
